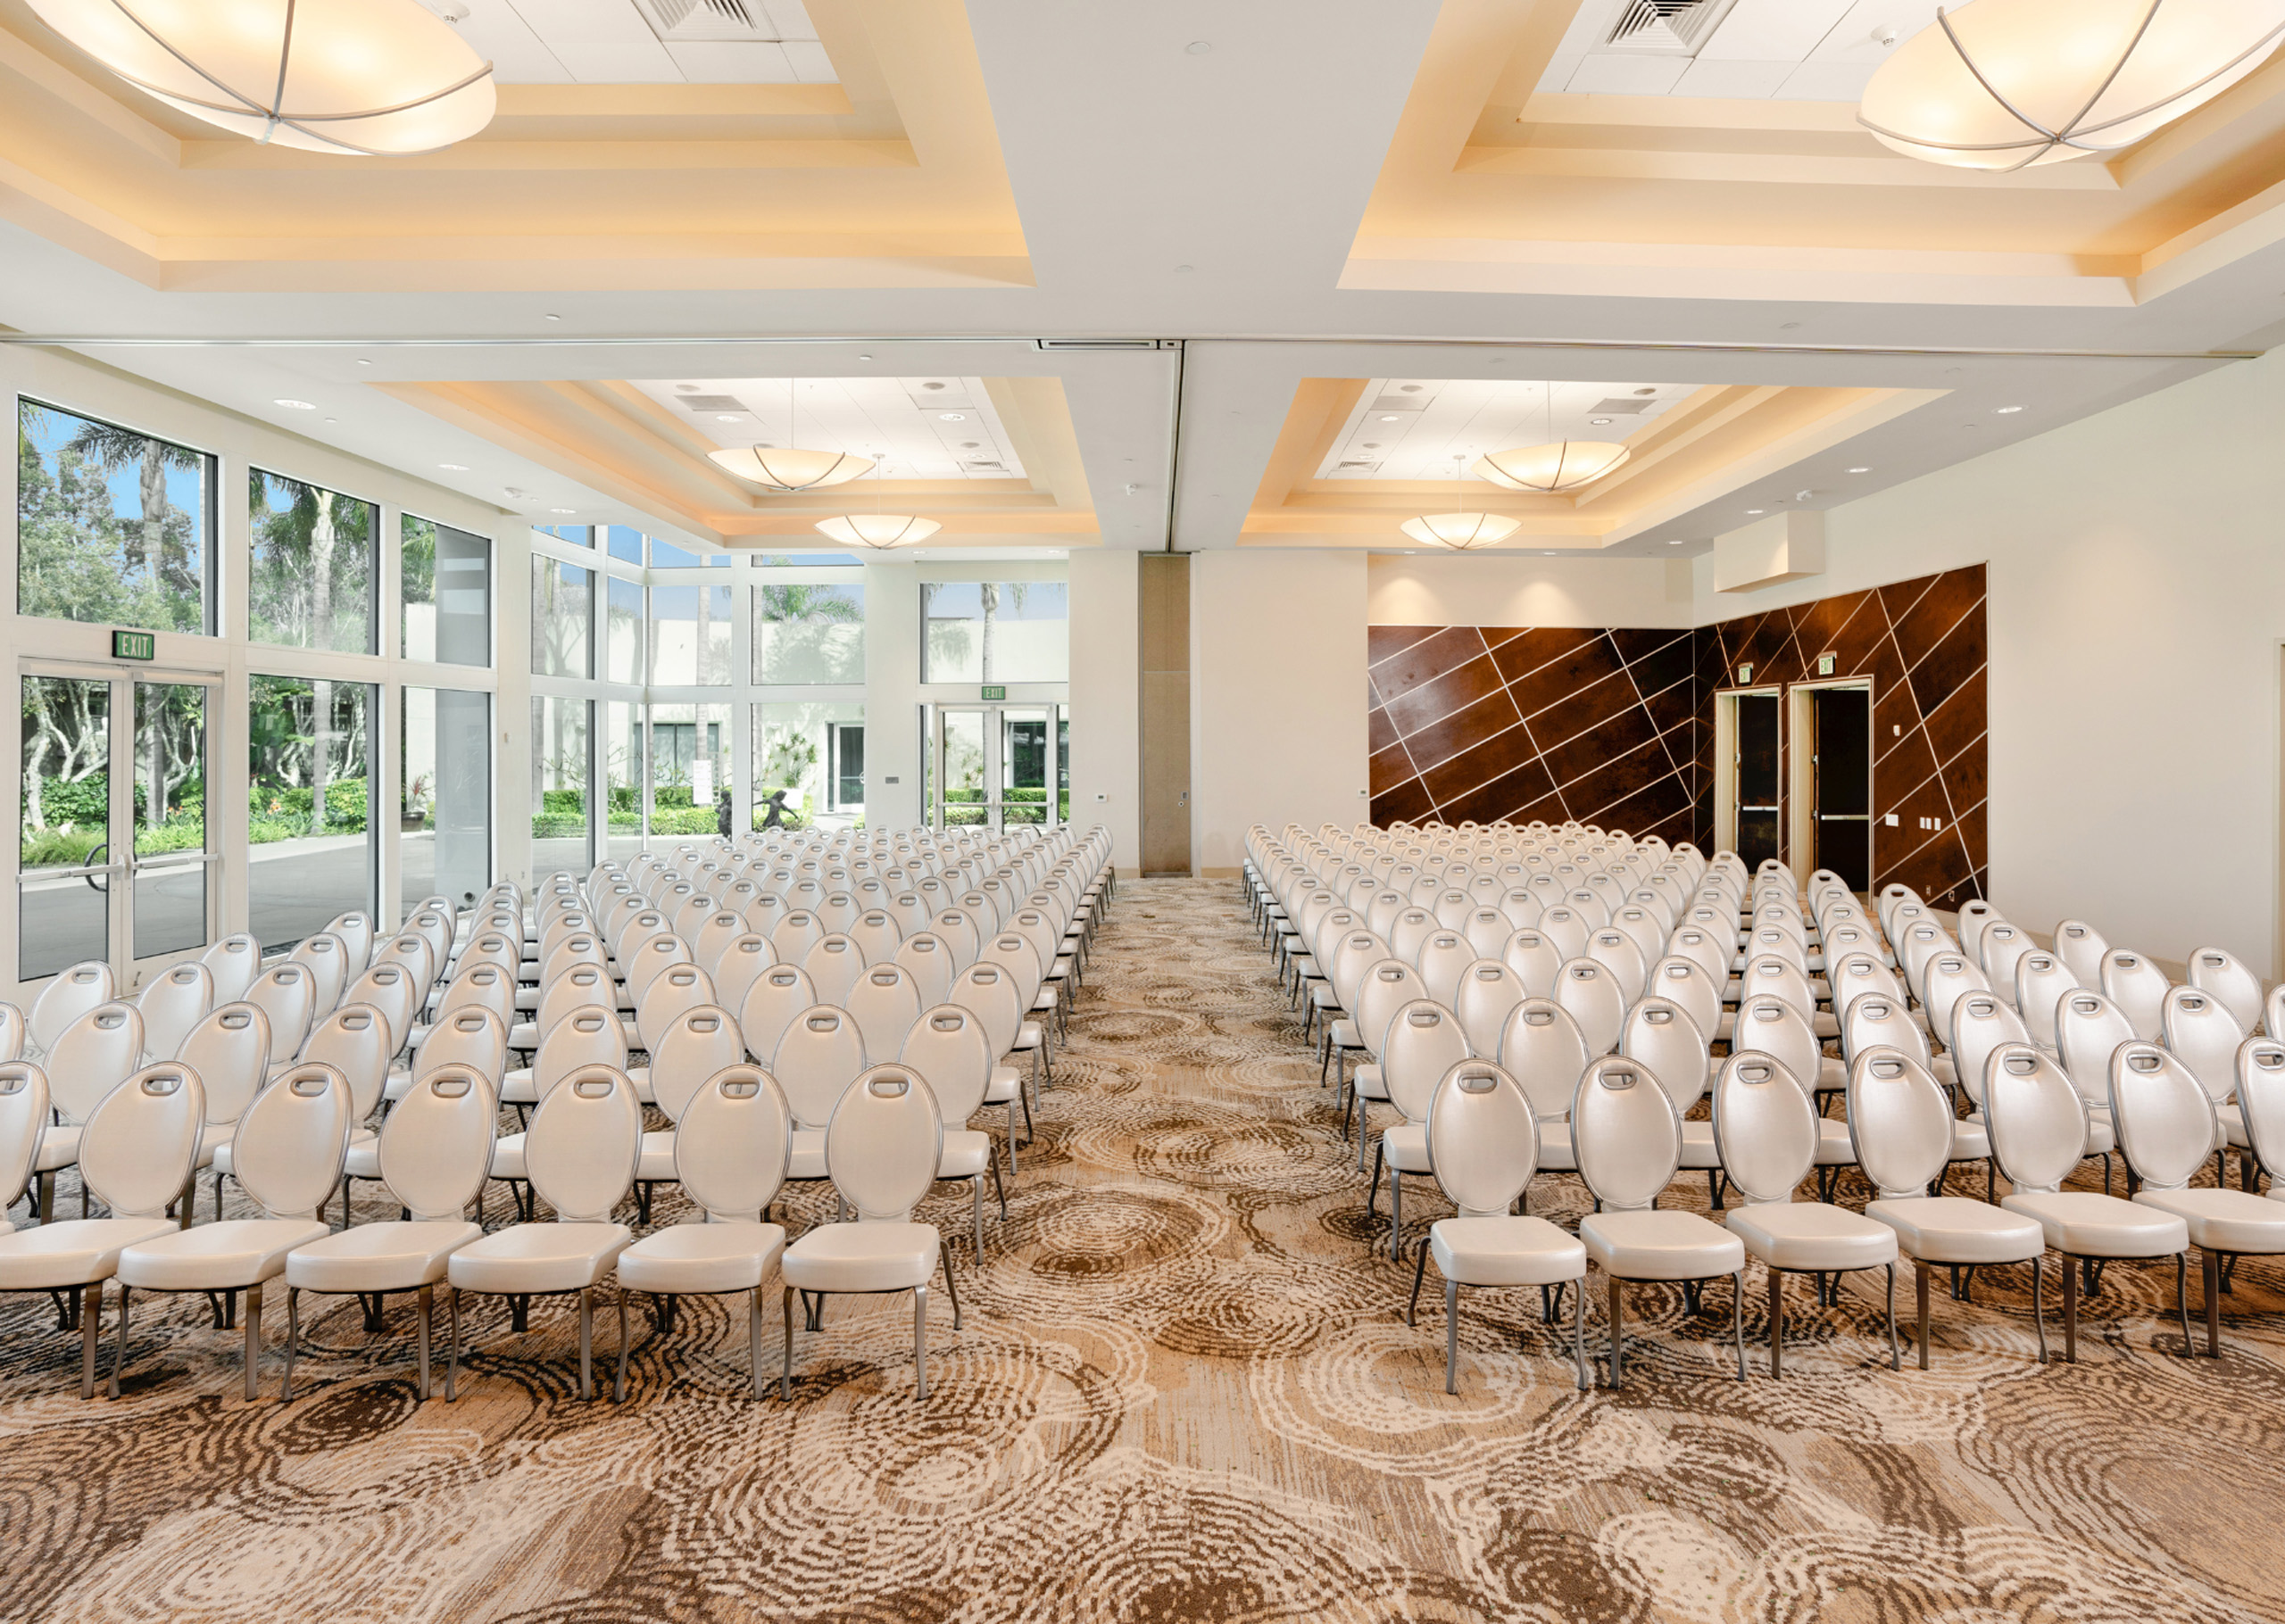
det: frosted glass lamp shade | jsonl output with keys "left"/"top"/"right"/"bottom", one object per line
{"left": 1474, "top": 442, "right": 1631, "bottom": 493}
{"left": 709, "top": 446, "right": 876, "bottom": 493}
{"left": 813, "top": 514, "right": 941, "bottom": 551}
{"left": 1399, "top": 512, "right": 1522, "bottom": 551}
{"left": 26, "top": 0, "right": 498, "bottom": 156}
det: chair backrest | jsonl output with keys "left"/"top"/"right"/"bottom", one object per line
{"left": 201, "top": 935, "right": 262, "bottom": 1004}
{"left": 416, "top": 1007, "right": 508, "bottom": 1087}
{"left": 302, "top": 1004, "right": 393, "bottom": 1121}
{"left": 1666, "top": 925, "right": 1730, "bottom": 990}
{"left": 1846, "top": 1048, "right": 1955, "bottom": 1198}
{"left": 2185, "top": 946, "right": 2263, "bottom": 1034}
{"left": 1461, "top": 907, "right": 1512, "bottom": 961}
{"left": 2050, "top": 918, "right": 2108, "bottom": 989}
{"left": 642, "top": 1005, "right": 745, "bottom": 1123}
{"left": 136, "top": 963, "right": 213, "bottom": 1061}
{"left": 535, "top": 962, "right": 613, "bottom": 1040}
{"left": 534, "top": 1007, "right": 629, "bottom": 1100}
{"left": 2106, "top": 1042, "right": 2217, "bottom": 1193}
{"left": 637, "top": 964, "right": 718, "bottom": 1052}
{"left": 1415, "top": 933, "right": 1475, "bottom": 1009}
{"left": 245, "top": 963, "right": 316, "bottom": 1059}
{"left": 176, "top": 1002, "right": 273, "bottom": 1125}
{"left": 1552, "top": 957, "right": 1624, "bottom": 1056}
{"left": 2234, "top": 1037, "right": 2285, "bottom": 1180}
{"left": 46, "top": 1003, "right": 148, "bottom": 1124}
{"left": 1921, "top": 955, "right": 1990, "bottom": 1048}
{"left": 845, "top": 965, "right": 923, "bottom": 1065}
{"left": 1618, "top": 996, "right": 1710, "bottom": 1117}
{"left": 31, "top": 960, "right": 116, "bottom": 1053}
{"left": 693, "top": 911, "right": 750, "bottom": 979}
{"left": 525, "top": 1065, "right": 642, "bottom": 1223}
{"left": 1584, "top": 929, "right": 1649, "bottom": 1003}
{"left": 1979, "top": 923, "right": 2036, "bottom": 1010}
{"left": 2055, "top": 990, "right": 2136, "bottom": 1106}
{"left": 1982, "top": 1044, "right": 2088, "bottom": 1193}
{"left": 378, "top": 930, "right": 439, "bottom": 1008}
{"left": 709, "top": 933, "right": 777, "bottom": 1017}
{"left": 950, "top": 963, "right": 1022, "bottom": 1056}
{"left": 227, "top": 1060, "right": 352, "bottom": 1217}
{"left": 79, "top": 1063, "right": 205, "bottom": 1219}
{"left": 901, "top": 1004, "right": 993, "bottom": 1123}
{"left": 1840, "top": 989, "right": 1934, "bottom": 1072}
{"left": 738, "top": 965, "right": 817, "bottom": 1067}
{"left": 436, "top": 962, "right": 515, "bottom": 1030}
{"left": 1949, "top": 993, "right": 2032, "bottom": 1106}
{"left": 1739, "top": 955, "right": 1816, "bottom": 1023}
{"left": 343, "top": 964, "right": 418, "bottom": 1057}
{"left": 2159, "top": 985, "right": 2243, "bottom": 1101}
{"left": 1571, "top": 1056, "right": 1681, "bottom": 1213}
{"left": 2100, "top": 949, "right": 2172, "bottom": 1041}
{"left": 1827, "top": 952, "right": 1900, "bottom": 1022}
{"left": 773, "top": 1004, "right": 868, "bottom": 1131}
{"left": 1350, "top": 960, "right": 1426, "bottom": 1056}
{"left": 1500, "top": 929, "right": 1565, "bottom": 998}
{"left": 1645, "top": 955, "right": 1721, "bottom": 1040}
{"left": 1537, "top": 906, "right": 1590, "bottom": 961}
{"left": 1710, "top": 1052, "right": 1816, "bottom": 1205}
{"left": 622, "top": 932, "right": 694, "bottom": 1006}
{"left": 454, "top": 930, "right": 520, "bottom": 982}
{"left": 1496, "top": 997, "right": 1593, "bottom": 1120}
{"left": 825, "top": 1065, "right": 943, "bottom": 1222}
{"left": 850, "top": 908, "right": 904, "bottom": 965}
{"left": 1957, "top": 900, "right": 2004, "bottom": 969}
{"left": 2014, "top": 951, "right": 2081, "bottom": 1049}
{"left": 930, "top": 907, "right": 982, "bottom": 971}
{"left": 802, "top": 934, "right": 868, "bottom": 1008}
{"left": 1453, "top": 959, "right": 1525, "bottom": 1058}
{"left": 1381, "top": 1000, "right": 1472, "bottom": 1125}
{"left": 1727, "top": 994, "right": 1819, "bottom": 1098}
{"left": 1427, "top": 1060, "right": 1537, "bottom": 1219}
{"left": 379, "top": 1065, "right": 497, "bottom": 1220}
{"left": 893, "top": 932, "right": 956, "bottom": 1007}
{"left": 288, "top": 932, "right": 350, "bottom": 1016}
{"left": 0, "top": 1062, "right": 50, "bottom": 1213}
{"left": 0, "top": 1002, "right": 24, "bottom": 1065}
{"left": 675, "top": 1065, "right": 793, "bottom": 1220}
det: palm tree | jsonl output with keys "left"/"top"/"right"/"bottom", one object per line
{"left": 979, "top": 582, "right": 1029, "bottom": 683}
{"left": 61, "top": 409, "right": 204, "bottom": 591}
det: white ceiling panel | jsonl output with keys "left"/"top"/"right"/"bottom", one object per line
{"left": 1315, "top": 379, "right": 1687, "bottom": 481}
{"left": 665, "top": 41, "right": 802, "bottom": 82}
{"left": 630, "top": 377, "right": 1031, "bottom": 481}
{"left": 1697, "top": 0, "right": 1854, "bottom": 62}
{"left": 1540, "top": 0, "right": 1933, "bottom": 102}
{"left": 1670, "top": 58, "right": 1794, "bottom": 99}
{"left": 1776, "top": 60, "right": 1882, "bottom": 102}
{"left": 1565, "top": 54, "right": 1690, "bottom": 96}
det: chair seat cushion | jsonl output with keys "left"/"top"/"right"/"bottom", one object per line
{"left": 192, "top": 1121, "right": 234, "bottom": 1171}
{"left": 0, "top": 1216, "right": 178, "bottom": 1289}
{"left": 1533, "top": 1117, "right": 1577, "bottom": 1172}
{"left": 939, "top": 1130, "right": 994, "bottom": 1180}
{"left": 1032, "top": 989, "right": 1059, "bottom": 1014}
{"left": 1330, "top": 1020, "right": 1360, "bottom": 1050}
{"left": 447, "top": 1222, "right": 633, "bottom": 1294}
{"left": 1677, "top": 1117, "right": 1720, "bottom": 1170}
{"left": 117, "top": 1218, "right": 330, "bottom": 1291}
{"left": 1812, "top": 1118, "right": 1859, "bottom": 1166}
{"left": 285, "top": 1220, "right": 481, "bottom": 1291}
{"left": 1354, "top": 1064, "right": 1388, "bottom": 1102}
{"left": 1580, "top": 1208, "right": 1745, "bottom": 1280}
{"left": 218, "top": 1125, "right": 373, "bottom": 1181}
{"left": 616, "top": 1220, "right": 786, "bottom": 1295}
{"left": 2216, "top": 1103, "right": 2248, "bottom": 1149}
{"left": 491, "top": 1132, "right": 528, "bottom": 1181}
{"left": 1016, "top": 1022, "right": 1043, "bottom": 1049}
{"left": 1431, "top": 1214, "right": 1586, "bottom": 1288}
{"left": 788, "top": 1128, "right": 827, "bottom": 1181}
{"left": 780, "top": 1220, "right": 940, "bottom": 1293}
{"left": 983, "top": 1067, "right": 1021, "bottom": 1105}
{"left": 1310, "top": 985, "right": 1339, "bottom": 1009}
{"left": 636, "top": 1130, "right": 679, "bottom": 1183}
{"left": 2132, "top": 1188, "right": 2285, "bottom": 1254}
{"left": 32, "top": 1123, "right": 81, "bottom": 1172}
{"left": 1727, "top": 1202, "right": 1900, "bottom": 1272}
{"left": 344, "top": 1137, "right": 385, "bottom": 1181}
{"left": 2002, "top": 1190, "right": 2188, "bottom": 1257}
{"left": 499, "top": 1068, "right": 537, "bottom": 1105}
{"left": 1865, "top": 1196, "right": 2050, "bottom": 1265}
{"left": 1381, "top": 1121, "right": 1431, "bottom": 1173}
{"left": 621, "top": 1065, "right": 659, "bottom": 1105}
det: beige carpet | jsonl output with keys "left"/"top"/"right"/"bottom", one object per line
{"left": 5, "top": 878, "right": 2283, "bottom": 1622}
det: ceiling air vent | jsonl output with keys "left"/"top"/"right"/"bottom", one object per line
{"left": 1602, "top": 0, "right": 1740, "bottom": 55}
{"left": 1588, "top": 398, "right": 1654, "bottom": 414}
{"left": 677, "top": 394, "right": 749, "bottom": 412}
{"left": 633, "top": 0, "right": 780, "bottom": 44}
{"left": 1033, "top": 338, "right": 1174, "bottom": 351}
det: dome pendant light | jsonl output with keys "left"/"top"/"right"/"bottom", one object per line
{"left": 1400, "top": 455, "right": 1522, "bottom": 551}
{"left": 1859, "top": 0, "right": 2285, "bottom": 172}
{"left": 1475, "top": 381, "right": 1631, "bottom": 493}
{"left": 709, "top": 377, "right": 875, "bottom": 493}
{"left": 26, "top": 0, "right": 497, "bottom": 156}
{"left": 814, "top": 454, "right": 938, "bottom": 551}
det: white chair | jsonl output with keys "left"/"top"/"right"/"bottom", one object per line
{"left": 201, "top": 935, "right": 262, "bottom": 1005}
{"left": 2051, "top": 919, "right": 2109, "bottom": 990}
{"left": 494, "top": 1009, "right": 628, "bottom": 1214}
{"left": 779, "top": 1065, "right": 961, "bottom": 1401}
{"left": 894, "top": 933, "right": 956, "bottom": 1008}
{"left": 135, "top": 963, "right": 213, "bottom": 1063}
{"left": 0, "top": 1003, "right": 21, "bottom": 1066}
{"left": 114, "top": 1062, "right": 352, "bottom": 1400}
{"left": 447, "top": 1064, "right": 641, "bottom": 1402}
{"left": 1618, "top": 995, "right": 1723, "bottom": 1192}
{"left": 2100, "top": 949, "right": 2172, "bottom": 1041}
{"left": 902, "top": 1005, "right": 1005, "bottom": 1264}
{"left": 739, "top": 965, "right": 818, "bottom": 1073}
{"left": 324, "top": 911, "right": 378, "bottom": 976}
{"left": 280, "top": 1065, "right": 494, "bottom": 1397}
{"left": 1369, "top": 1000, "right": 1473, "bottom": 1262}
{"left": 2015, "top": 950, "right": 2081, "bottom": 1051}
{"left": 632, "top": 1006, "right": 747, "bottom": 1221}
{"left": 804, "top": 934, "right": 868, "bottom": 1009}
{"left": 711, "top": 934, "right": 777, "bottom": 1022}
{"left": 29, "top": 961, "right": 115, "bottom": 1057}
{"left": 245, "top": 963, "right": 316, "bottom": 1073}
{"left": 1415, "top": 932, "right": 1475, "bottom": 1011}
{"left": 0, "top": 1063, "right": 42, "bottom": 1237}
{"left": 0, "top": 1062, "right": 200, "bottom": 1398}
{"left": 846, "top": 965, "right": 924, "bottom": 1068}
{"left": 218, "top": 1003, "right": 387, "bottom": 1224}
{"left": 1714, "top": 1052, "right": 1900, "bottom": 1375}
{"left": 1404, "top": 1058, "right": 1588, "bottom": 1395}
{"left": 1980, "top": 923, "right": 2035, "bottom": 1012}
{"left": 1552, "top": 957, "right": 1624, "bottom": 1056}
{"left": 342, "top": 963, "right": 420, "bottom": 1065}
{"left": 770, "top": 910, "right": 827, "bottom": 966}
{"left": 2159, "top": 984, "right": 2244, "bottom": 1127}
{"left": 774, "top": 1005, "right": 869, "bottom": 1188}
{"left": 288, "top": 932, "right": 350, "bottom": 1018}
{"left": 1849, "top": 1048, "right": 2048, "bottom": 1367}
{"left": 29, "top": 1003, "right": 146, "bottom": 1225}
{"left": 613, "top": 1064, "right": 794, "bottom": 1402}
{"left": 692, "top": 910, "right": 750, "bottom": 981}
{"left": 2183, "top": 946, "right": 2263, "bottom": 1035}
{"left": 1573, "top": 1056, "right": 1747, "bottom": 1387}
{"left": 1453, "top": 960, "right": 1525, "bottom": 1060}
{"left": 1986, "top": 1043, "right": 2189, "bottom": 1364}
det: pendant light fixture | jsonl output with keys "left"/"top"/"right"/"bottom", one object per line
{"left": 1475, "top": 382, "right": 1631, "bottom": 493}
{"left": 709, "top": 377, "right": 875, "bottom": 493}
{"left": 25, "top": 0, "right": 497, "bottom": 156}
{"left": 1859, "top": 0, "right": 2285, "bottom": 172}
{"left": 814, "top": 451, "right": 939, "bottom": 551}
{"left": 1400, "top": 455, "right": 1522, "bottom": 551}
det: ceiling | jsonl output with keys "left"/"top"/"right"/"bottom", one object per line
{"left": 626, "top": 377, "right": 1029, "bottom": 479}
{"left": 456, "top": 0, "right": 834, "bottom": 86}
{"left": 1538, "top": 0, "right": 1942, "bottom": 102}
{"left": 2, "top": 0, "right": 2282, "bottom": 562}
{"left": 1315, "top": 378, "right": 1686, "bottom": 480}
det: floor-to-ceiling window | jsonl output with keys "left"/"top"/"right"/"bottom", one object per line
{"left": 751, "top": 552, "right": 866, "bottom": 831}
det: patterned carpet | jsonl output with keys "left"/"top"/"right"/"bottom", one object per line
{"left": 5, "top": 878, "right": 2285, "bottom": 1623}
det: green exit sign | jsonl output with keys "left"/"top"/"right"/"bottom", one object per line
{"left": 112, "top": 629, "right": 155, "bottom": 661}
{"left": 981, "top": 684, "right": 1006, "bottom": 700}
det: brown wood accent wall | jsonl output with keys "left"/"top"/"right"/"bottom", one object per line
{"left": 1139, "top": 553, "right": 1192, "bottom": 875}
{"left": 1366, "top": 563, "right": 1988, "bottom": 906}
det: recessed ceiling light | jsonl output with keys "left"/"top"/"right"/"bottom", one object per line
{"left": 1848, "top": 467, "right": 1870, "bottom": 474}
{"left": 1185, "top": 39, "right": 1211, "bottom": 54}
{"left": 1590, "top": 418, "right": 1613, "bottom": 426}
{"left": 356, "top": 358, "right": 371, "bottom": 367}
{"left": 439, "top": 463, "right": 469, "bottom": 471}
{"left": 858, "top": 353, "right": 873, "bottom": 361}
{"left": 940, "top": 412, "right": 967, "bottom": 421}
{"left": 676, "top": 384, "right": 698, "bottom": 392}
{"left": 1746, "top": 509, "right": 1765, "bottom": 515}
{"left": 1378, "top": 414, "right": 1401, "bottom": 422}
{"left": 274, "top": 398, "right": 315, "bottom": 410}
{"left": 543, "top": 313, "right": 561, "bottom": 322}
{"left": 549, "top": 507, "right": 575, "bottom": 515}
{"left": 323, "top": 417, "right": 337, "bottom": 424}
{"left": 716, "top": 413, "right": 741, "bottom": 422}
{"left": 1174, "top": 264, "right": 1194, "bottom": 274}
{"left": 1668, "top": 539, "right": 1686, "bottom": 545}
{"left": 506, "top": 487, "right": 533, "bottom": 499}
{"left": 1994, "top": 405, "right": 2024, "bottom": 413}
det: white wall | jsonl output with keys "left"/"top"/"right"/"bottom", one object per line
{"left": 1367, "top": 553, "right": 1691, "bottom": 629}
{"left": 862, "top": 558, "right": 924, "bottom": 830}
{"left": 1067, "top": 549, "right": 1140, "bottom": 873}
{"left": 1191, "top": 551, "right": 1371, "bottom": 874}
{"left": 1691, "top": 345, "right": 2285, "bottom": 974}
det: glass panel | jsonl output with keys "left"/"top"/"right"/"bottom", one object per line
{"left": 401, "top": 514, "right": 491, "bottom": 666}
{"left": 18, "top": 399, "right": 212, "bottom": 634}
{"left": 941, "top": 709, "right": 987, "bottom": 826}
{"left": 830, "top": 724, "right": 865, "bottom": 810}
{"left": 650, "top": 584, "right": 733, "bottom": 685}
{"left": 248, "top": 469, "right": 376, "bottom": 652}
{"left": 648, "top": 703, "right": 730, "bottom": 839}
{"left": 752, "top": 580, "right": 864, "bottom": 684}
{"left": 605, "top": 577, "right": 644, "bottom": 684}
{"left": 650, "top": 535, "right": 730, "bottom": 568}
{"left": 133, "top": 681, "right": 209, "bottom": 960}
{"left": 921, "top": 581, "right": 1070, "bottom": 684}
{"left": 754, "top": 552, "right": 860, "bottom": 568}
{"left": 536, "top": 523, "right": 591, "bottom": 547}
{"left": 249, "top": 675, "right": 373, "bottom": 949}
{"left": 1002, "top": 708, "right": 1050, "bottom": 825}
{"left": 604, "top": 524, "right": 645, "bottom": 565}
{"left": 1057, "top": 708, "right": 1070, "bottom": 823}
{"left": 530, "top": 695, "right": 592, "bottom": 880}
{"left": 19, "top": 675, "right": 111, "bottom": 978}
{"left": 753, "top": 700, "right": 863, "bottom": 833}
{"left": 604, "top": 700, "right": 644, "bottom": 861}
{"left": 403, "top": 687, "right": 491, "bottom": 916}
{"left": 529, "top": 556, "right": 592, "bottom": 678}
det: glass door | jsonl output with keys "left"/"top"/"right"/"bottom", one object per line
{"left": 931, "top": 704, "right": 1065, "bottom": 833}
{"left": 18, "top": 669, "right": 217, "bottom": 990}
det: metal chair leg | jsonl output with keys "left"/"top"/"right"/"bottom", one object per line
{"left": 750, "top": 1288, "right": 766, "bottom": 1401}
{"left": 243, "top": 1280, "right": 263, "bottom": 1402}
{"left": 2030, "top": 1254, "right": 2048, "bottom": 1364}
{"left": 2174, "top": 1251, "right": 2193, "bottom": 1358}
{"left": 913, "top": 1282, "right": 929, "bottom": 1401}
{"left": 2060, "top": 1252, "right": 2077, "bottom": 1363}
{"left": 1767, "top": 1269, "right": 1783, "bottom": 1380}
{"left": 940, "top": 1240, "right": 961, "bottom": 1330}
{"left": 1884, "top": 1263, "right": 1899, "bottom": 1371}
{"left": 1732, "top": 1270, "right": 1748, "bottom": 1380}
{"left": 2203, "top": 1249, "right": 2222, "bottom": 1356}
{"left": 1608, "top": 1275, "right": 1624, "bottom": 1388}
{"left": 781, "top": 1285, "right": 795, "bottom": 1401}
{"left": 1443, "top": 1279, "right": 1460, "bottom": 1396}
{"left": 79, "top": 1280, "right": 100, "bottom": 1400}
{"left": 1405, "top": 1236, "right": 1430, "bottom": 1326}
{"left": 1915, "top": 1261, "right": 1932, "bottom": 1371}
{"left": 446, "top": 1285, "right": 461, "bottom": 1401}
{"left": 282, "top": 1287, "right": 299, "bottom": 1401}
{"left": 417, "top": 1284, "right": 433, "bottom": 1400}
{"left": 110, "top": 1284, "right": 131, "bottom": 1398}
{"left": 1574, "top": 1271, "right": 1589, "bottom": 1390}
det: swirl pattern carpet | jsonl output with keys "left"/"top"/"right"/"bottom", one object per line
{"left": 4, "top": 877, "right": 2282, "bottom": 1622}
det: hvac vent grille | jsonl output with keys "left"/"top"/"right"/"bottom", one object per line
{"left": 1603, "top": 0, "right": 1737, "bottom": 55}
{"left": 634, "top": 0, "right": 777, "bottom": 43}
{"left": 1588, "top": 398, "right": 1653, "bottom": 414}
{"left": 677, "top": 394, "right": 749, "bottom": 411}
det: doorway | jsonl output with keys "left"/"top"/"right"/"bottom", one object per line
{"left": 1715, "top": 687, "right": 1782, "bottom": 870}
{"left": 1789, "top": 680, "right": 1873, "bottom": 892}
{"left": 17, "top": 667, "right": 220, "bottom": 992}
{"left": 928, "top": 703, "right": 1064, "bottom": 833}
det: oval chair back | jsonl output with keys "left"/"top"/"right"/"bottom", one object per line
{"left": 901, "top": 1005, "right": 993, "bottom": 1124}
{"left": 2106, "top": 1042, "right": 2217, "bottom": 1193}
{"left": 526, "top": 1065, "right": 642, "bottom": 1223}
{"left": 1982, "top": 1044, "right": 2088, "bottom": 1194}
{"left": 1571, "top": 1056, "right": 1681, "bottom": 1213}
{"left": 0, "top": 1062, "right": 51, "bottom": 1213}
{"left": 2056, "top": 990, "right": 2136, "bottom": 1108}
{"left": 136, "top": 963, "right": 213, "bottom": 1062}
{"left": 2015, "top": 951, "right": 2081, "bottom": 1049}
{"left": 1618, "top": 996, "right": 1710, "bottom": 1118}
{"left": 47, "top": 1003, "right": 148, "bottom": 1124}
{"left": 738, "top": 965, "right": 817, "bottom": 1070}
{"left": 1845, "top": 1048, "right": 1955, "bottom": 1198}
{"left": 303, "top": 1005, "right": 393, "bottom": 1122}
{"left": 649, "top": 1007, "right": 747, "bottom": 1123}
{"left": 245, "top": 964, "right": 316, "bottom": 1061}
{"left": 201, "top": 936, "right": 261, "bottom": 1005}
{"left": 2159, "top": 985, "right": 2244, "bottom": 1103}
{"left": 1840, "top": 990, "right": 1934, "bottom": 1072}
{"left": 344, "top": 964, "right": 418, "bottom": 1058}
{"left": 2186, "top": 946, "right": 2263, "bottom": 1034}
{"left": 825, "top": 1065, "right": 943, "bottom": 1223}
{"left": 2100, "top": 949, "right": 2172, "bottom": 1041}
{"left": 2235, "top": 1038, "right": 2285, "bottom": 1177}
{"left": 637, "top": 964, "right": 718, "bottom": 1053}
{"left": 1949, "top": 994, "right": 2032, "bottom": 1107}
{"left": 1497, "top": 998, "right": 1592, "bottom": 1121}
{"left": 177, "top": 1003, "right": 273, "bottom": 1126}
{"left": 80, "top": 1064, "right": 205, "bottom": 1219}
{"left": 288, "top": 933, "right": 350, "bottom": 1017}
{"left": 535, "top": 1008, "right": 628, "bottom": 1101}
{"left": 1427, "top": 1060, "right": 1537, "bottom": 1217}
{"left": 1381, "top": 1001, "right": 1471, "bottom": 1126}
{"left": 1711, "top": 1053, "right": 1816, "bottom": 1206}
{"left": 773, "top": 1006, "right": 868, "bottom": 1131}
{"left": 846, "top": 965, "right": 923, "bottom": 1065}
{"left": 1453, "top": 960, "right": 1525, "bottom": 1059}
{"left": 230, "top": 1062, "right": 353, "bottom": 1219}
{"left": 2051, "top": 919, "right": 2108, "bottom": 989}
{"left": 676, "top": 1065, "right": 793, "bottom": 1221}
{"left": 417, "top": 1007, "right": 508, "bottom": 1089}
{"left": 1552, "top": 957, "right": 1624, "bottom": 1056}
